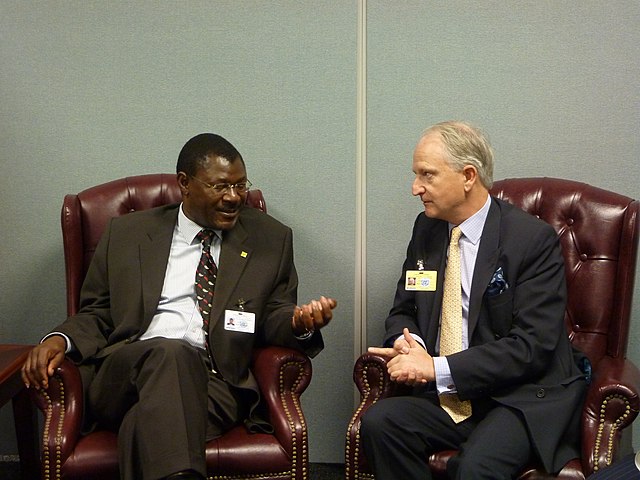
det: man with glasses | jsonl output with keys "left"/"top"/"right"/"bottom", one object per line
{"left": 21, "top": 133, "right": 337, "bottom": 480}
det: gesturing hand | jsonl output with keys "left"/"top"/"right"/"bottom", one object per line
{"left": 291, "top": 295, "right": 337, "bottom": 336}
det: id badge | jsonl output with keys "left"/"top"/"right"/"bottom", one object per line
{"left": 224, "top": 310, "right": 256, "bottom": 333}
{"left": 405, "top": 270, "right": 437, "bottom": 291}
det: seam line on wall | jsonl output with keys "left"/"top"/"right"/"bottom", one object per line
{"left": 355, "top": 0, "right": 367, "bottom": 364}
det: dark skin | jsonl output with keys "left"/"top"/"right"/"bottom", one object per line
{"left": 22, "top": 154, "right": 336, "bottom": 389}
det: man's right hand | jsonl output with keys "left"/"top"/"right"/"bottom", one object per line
{"left": 368, "top": 328, "right": 435, "bottom": 385}
{"left": 21, "top": 335, "right": 66, "bottom": 390}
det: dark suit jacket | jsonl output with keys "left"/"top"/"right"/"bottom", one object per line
{"left": 384, "top": 197, "right": 587, "bottom": 473}
{"left": 51, "top": 203, "right": 323, "bottom": 405}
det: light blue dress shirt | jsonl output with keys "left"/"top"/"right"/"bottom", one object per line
{"left": 408, "top": 194, "right": 491, "bottom": 394}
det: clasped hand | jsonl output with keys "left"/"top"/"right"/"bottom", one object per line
{"left": 368, "top": 328, "right": 435, "bottom": 386}
{"left": 291, "top": 295, "right": 337, "bottom": 336}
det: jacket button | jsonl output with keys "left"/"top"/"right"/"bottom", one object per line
{"left": 536, "top": 388, "right": 546, "bottom": 398}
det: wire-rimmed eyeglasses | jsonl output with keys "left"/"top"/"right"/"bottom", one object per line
{"left": 190, "top": 176, "right": 252, "bottom": 195}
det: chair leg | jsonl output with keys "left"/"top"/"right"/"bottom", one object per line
{"left": 12, "top": 387, "right": 40, "bottom": 480}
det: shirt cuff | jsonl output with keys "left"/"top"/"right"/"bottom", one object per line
{"left": 295, "top": 329, "right": 315, "bottom": 341}
{"left": 393, "top": 333, "right": 426, "bottom": 350}
{"left": 41, "top": 332, "right": 73, "bottom": 354}
{"left": 433, "top": 356, "right": 457, "bottom": 394}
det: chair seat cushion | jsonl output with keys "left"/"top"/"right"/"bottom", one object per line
{"left": 61, "top": 426, "right": 292, "bottom": 479}
{"left": 208, "top": 425, "right": 292, "bottom": 474}
{"left": 63, "top": 431, "right": 119, "bottom": 480}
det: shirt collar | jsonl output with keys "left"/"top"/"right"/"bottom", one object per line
{"left": 449, "top": 194, "right": 491, "bottom": 246}
{"left": 178, "top": 203, "right": 222, "bottom": 245}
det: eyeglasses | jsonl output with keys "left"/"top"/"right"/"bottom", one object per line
{"left": 190, "top": 176, "right": 252, "bottom": 195}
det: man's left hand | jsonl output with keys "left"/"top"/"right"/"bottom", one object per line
{"left": 368, "top": 328, "right": 435, "bottom": 386}
{"left": 291, "top": 295, "right": 337, "bottom": 336}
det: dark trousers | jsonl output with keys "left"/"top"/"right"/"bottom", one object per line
{"left": 588, "top": 454, "right": 640, "bottom": 479}
{"left": 360, "top": 391, "right": 532, "bottom": 480}
{"left": 88, "top": 338, "right": 242, "bottom": 480}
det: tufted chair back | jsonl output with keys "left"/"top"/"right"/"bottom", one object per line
{"left": 490, "top": 177, "right": 639, "bottom": 367}
{"left": 61, "top": 173, "right": 266, "bottom": 316}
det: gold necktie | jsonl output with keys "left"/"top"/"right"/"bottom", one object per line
{"left": 439, "top": 226, "right": 472, "bottom": 423}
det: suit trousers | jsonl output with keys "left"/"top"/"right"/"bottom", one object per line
{"left": 587, "top": 453, "right": 640, "bottom": 479}
{"left": 360, "top": 390, "right": 532, "bottom": 480}
{"left": 88, "top": 338, "right": 242, "bottom": 480}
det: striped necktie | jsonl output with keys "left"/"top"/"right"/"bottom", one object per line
{"left": 195, "top": 229, "right": 218, "bottom": 330}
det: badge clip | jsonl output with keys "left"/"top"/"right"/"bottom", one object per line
{"left": 236, "top": 298, "right": 246, "bottom": 311}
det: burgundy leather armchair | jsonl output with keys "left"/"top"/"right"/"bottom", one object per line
{"left": 346, "top": 177, "right": 640, "bottom": 480}
{"left": 30, "top": 174, "right": 312, "bottom": 480}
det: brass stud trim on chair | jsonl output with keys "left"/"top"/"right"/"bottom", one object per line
{"left": 279, "top": 360, "right": 308, "bottom": 480}
{"left": 345, "top": 363, "right": 385, "bottom": 480}
{"left": 41, "top": 390, "right": 52, "bottom": 480}
{"left": 207, "top": 473, "right": 292, "bottom": 480}
{"left": 592, "top": 393, "right": 631, "bottom": 472}
{"left": 39, "top": 373, "right": 66, "bottom": 480}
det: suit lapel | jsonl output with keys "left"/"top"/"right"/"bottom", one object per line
{"left": 139, "top": 207, "right": 178, "bottom": 328}
{"left": 421, "top": 221, "right": 449, "bottom": 352}
{"left": 209, "top": 212, "right": 252, "bottom": 331}
{"left": 468, "top": 198, "right": 501, "bottom": 337}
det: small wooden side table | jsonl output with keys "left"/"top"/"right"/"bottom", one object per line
{"left": 0, "top": 345, "right": 39, "bottom": 480}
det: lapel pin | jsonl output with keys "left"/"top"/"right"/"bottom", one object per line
{"left": 241, "top": 251, "right": 248, "bottom": 258}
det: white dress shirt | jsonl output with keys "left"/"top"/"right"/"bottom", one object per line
{"left": 139, "top": 204, "right": 221, "bottom": 349}
{"left": 53, "top": 204, "right": 220, "bottom": 352}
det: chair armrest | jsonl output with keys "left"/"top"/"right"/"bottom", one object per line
{"left": 352, "top": 352, "right": 411, "bottom": 402}
{"left": 29, "top": 358, "right": 84, "bottom": 470}
{"left": 581, "top": 356, "right": 640, "bottom": 475}
{"left": 251, "top": 346, "right": 312, "bottom": 454}
{"left": 353, "top": 353, "right": 394, "bottom": 401}
{"left": 346, "top": 353, "right": 410, "bottom": 480}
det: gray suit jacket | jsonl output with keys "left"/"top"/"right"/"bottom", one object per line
{"left": 384, "top": 197, "right": 587, "bottom": 473}
{"left": 52, "top": 203, "right": 323, "bottom": 396}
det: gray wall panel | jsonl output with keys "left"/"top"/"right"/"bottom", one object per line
{"left": 0, "top": 1, "right": 356, "bottom": 463}
{"left": 1, "top": 0, "right": 638, "bottom": 465}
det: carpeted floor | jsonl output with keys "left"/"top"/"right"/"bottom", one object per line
{"left": 311, "top": 463, "right": 345, "bottom": 479}
{"left": 0, "top": 461, "right": 20, "bottom": 479}
{"left": 0, "top": 462, "right": 345, "bottom": 479}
